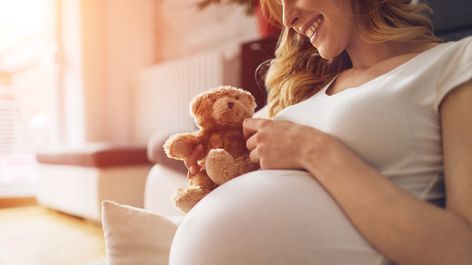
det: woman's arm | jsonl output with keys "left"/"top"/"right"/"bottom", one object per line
{"left": 243, "top": 79, "right": 472, "bottom": 265}
{"left": 441, "top": 78, "right": 472, "bottom": 225}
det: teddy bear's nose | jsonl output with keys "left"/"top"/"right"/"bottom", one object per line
{"left": 227, "top": 102, "right": 234, "bottom": 109}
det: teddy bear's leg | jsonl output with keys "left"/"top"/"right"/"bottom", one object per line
{"left": 206, "top": 150, "right": 259, "bottom": 185}
{"left": 234, "top": 155, "right": 260, "bottom": 175}
{"left": 189, "top": 170, "right": 217, "bottom": 189}
{"left": 205, "top": 148, "right": 241, "bottom": 185}
{"left": 173, "top": 186, "right": 211, "bottom": 213}
{"left": 173, "top": 170, "right": 215, "bottom": 213}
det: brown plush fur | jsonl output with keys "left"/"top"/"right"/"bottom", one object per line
{"left": 163, "top": 86, "right": 259, "bottom": 212}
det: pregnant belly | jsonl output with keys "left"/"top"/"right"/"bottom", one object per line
{"left": 170, "top": 169, "right": 385, "bottom": 265}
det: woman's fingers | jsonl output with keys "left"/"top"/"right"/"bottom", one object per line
{"left": 243, "top": 118, "right": 268, "bottom": 139}
{"left": 244, "top": 118, "right": 271, "bottom": 162}
{"left": 249, "top": 148, "right": 260, "bottom": 163}
{"left": 246, "top": 133, "right": 257, "bottom": 151}
{"left": 190, "top": 144, "right": 204, "bottom": 160}
{"left": 184, "top": 144, "right": 204, "bottom": 173}
{"left": 183, "top": 159, "right": 191, "bottom": 169}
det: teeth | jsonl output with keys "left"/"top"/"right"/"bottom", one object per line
{"left": 306, "top": 28, "right": 314, "bottom": 37}
{"left": 305, "top": 16, "right": 323, "bottom": 38}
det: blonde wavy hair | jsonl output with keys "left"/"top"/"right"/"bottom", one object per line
{"left": 260, "top": 0, "right": 441, "bottom": 118}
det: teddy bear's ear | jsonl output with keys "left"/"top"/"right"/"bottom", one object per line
{"left": 249, "top": 93, "right": 257, "bottom": 110}
{"left": 240, "top": 90, "right": 257, "bottom": 112}
{"left": 190, "top": 95, "right": 203, "bottom": 116}
{"left": 190, "top": 92, "right": 215, "bottom": 127}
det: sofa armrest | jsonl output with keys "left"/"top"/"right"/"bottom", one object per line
{"left": 147, "top": 132, "right": 187, "bottom": 173}
{"left": 144, "top": 164, "right": 187, "bottom": 216}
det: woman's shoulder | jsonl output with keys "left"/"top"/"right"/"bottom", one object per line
{"left": 439, "top": 35, "right": 472, "bottom": 66}
{"left": 433, "top": 35, "right": 472, "bottom": 58}
{"left": 431, "top": 36, "right": 472, "bottom": 110}
{"left": 413, "top": 36, "right": 472, "bottom": 73}
{"left": 449, "top": 35, "right": 472, "bottom": 46}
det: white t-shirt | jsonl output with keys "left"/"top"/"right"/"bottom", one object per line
{"left": 275, "top": 36, "right": 472, "bottom": 203}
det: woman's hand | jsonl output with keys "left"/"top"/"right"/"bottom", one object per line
{"left": 184, "top": 144, "right": 205, "bottom": 176}
{"left": 243, "top": 118, "right": 333, "bottom": 170}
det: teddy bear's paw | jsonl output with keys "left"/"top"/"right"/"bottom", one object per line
{"left": 170, "top": 140, "right": 192, "bottom": 158}
{"left": 235, "top": 156, "right": 260, "bottom": 175}
{"left": 173, "top": 186, "right": 211, "bottom": 213}
{"left": 207, "top": 148, "right": 232, "bottom": 159}
{"left": 205, "top": 149, "right": 237, "bottom": 185}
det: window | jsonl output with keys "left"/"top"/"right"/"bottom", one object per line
{"left": 0, "top": 0, "right": 57, "bottom": 196}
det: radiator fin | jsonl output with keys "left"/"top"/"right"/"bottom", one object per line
{"left": 133, "top": 49, "right": 240, "bottom": 143}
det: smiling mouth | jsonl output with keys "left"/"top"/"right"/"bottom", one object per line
{"left": 305, "top": 15, "right": 324, "bottom": 43}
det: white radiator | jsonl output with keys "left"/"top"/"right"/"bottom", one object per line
{"left": 132, "top": 48, "right": 241, "bottom": 143}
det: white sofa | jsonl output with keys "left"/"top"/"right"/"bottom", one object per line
{"left": 36, "top": 144, "right": 152, "bottom": 221}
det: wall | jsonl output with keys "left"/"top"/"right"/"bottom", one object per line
{"left": 102, "top": 0, "right": 158, "bottom": 143}
{"left": 61, "top": 0, "right": 258, "bottom": 145}
{"left": 65, "top": 0, "right": 158, "bottom": 144}
{"left": 155, "top": 0, "right": 259, "bottom": 61}
{"left": 79, "top": 0, "right": 106, "bottom": 144}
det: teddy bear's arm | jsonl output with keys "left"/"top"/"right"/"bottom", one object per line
{"left": 163, "top": 133, "right": 202, "bottom": 160}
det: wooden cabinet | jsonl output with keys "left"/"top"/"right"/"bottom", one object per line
{"left": 241, "top": 36, "right": 278, "bottom": 111}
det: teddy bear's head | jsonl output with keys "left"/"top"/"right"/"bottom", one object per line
{"left": 190, "top": 86, "right": 256, "bottom": 129}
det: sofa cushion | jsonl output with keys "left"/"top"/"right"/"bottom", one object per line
{"left": 147, "top": 132, "right": 187, "bottom": 172}
{"left": 101, "top": 200, "right": 181, "bottom": 265}
{"left": 36, "top": 143, "right": 151, "bottom": 167}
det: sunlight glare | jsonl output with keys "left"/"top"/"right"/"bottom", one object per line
{"left": 0, "top": 0, "right": 50, "bottom": 53}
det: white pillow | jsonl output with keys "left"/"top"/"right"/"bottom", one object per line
{"left": 101, "top": 200, "right": 182, "bottom": 265}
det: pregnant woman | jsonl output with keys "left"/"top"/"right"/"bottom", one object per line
{"left": 169, "top": 0, "right": 472, "bottom": 264}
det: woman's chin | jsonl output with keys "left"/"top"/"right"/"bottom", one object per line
{"left": 316, "top": 47, "right": 332, "bottom": 60}
{"left": 316, "top": 45, "right": 343, "bottom": 60}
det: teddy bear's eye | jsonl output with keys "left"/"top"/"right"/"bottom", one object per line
{"left": 235, "top": 96, "right": 240, "bottom": 100}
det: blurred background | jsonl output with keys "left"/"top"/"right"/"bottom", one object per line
{"left": 0, "top": 0, "right": 277, "bottom": 199}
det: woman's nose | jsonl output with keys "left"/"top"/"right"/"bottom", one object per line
{"left": 282, "top": 0, "right": 299, "bottom": 28}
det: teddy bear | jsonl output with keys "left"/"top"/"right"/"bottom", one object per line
{"left": 163, "top": 86, "right": 259, "bottom": 212}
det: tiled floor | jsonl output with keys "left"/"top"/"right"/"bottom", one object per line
{"left": 0, "top": 206, "right": 105, "bottom": 265}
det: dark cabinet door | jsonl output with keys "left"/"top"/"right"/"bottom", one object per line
{"left": 241, "top": 36, "right": 278, "bottom": 111}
